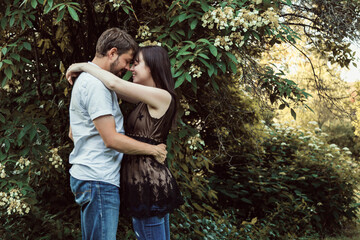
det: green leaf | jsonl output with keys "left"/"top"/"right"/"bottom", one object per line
{"left": 67, "top": 6, "right": 79, "bottom": 21}
{"left": 216, "top": 62, "right": 226, "bottom": 73}
{"left": 4, "top": 139, "right": 10, "bottom": 153}
{"left": 190, "top": 19, "right": 198, "bottom": 30}
{"left": 199, "top": 0, "right": 210, "bottom": 12}
{"left": 183, "top": 40, "right": 196, "bottom": 49}
{"left": 286, "top": 0, "right": 292, "bottom": 5}
{"left": 21, "top": 20, "right": 25, "bottom": 30}
{"left": 211, "top": 79, "right": 219, "bottom": 91}
{"left": 31, "top": 0, "right": 38, "bottom": 8}
{"left": 176, "top": 29, "right": 185, "bottom": 36}
{"left": 122, "top": 6, "right": 129, "bottom": 14}
{"left": 10, "top": 53, "right": 20, "bottom": 62}
{"left": 173, "top": 70, "right": 184, "bottom": 78}
{"left": 1, "top": 47, "right": 7, "bottom": 55}
{"left": 176, "top": 56, "right": 192, "bottom": 69}
{"left": 191, "top": 78, "right": 197, "bottom": 93}
{"left": 157, "top": 33, "right": 168, "bottom": 40}
{"left": 168, "top": 0, "right": 181, "bottom": 11}
{"left": 0, "top": 150, "right": 6, "bottom": 161}
{"left": 198, "top": 53, "right": 209, "bottom": 59}
{"left": 240, "top": 197, "right": 252, "bottom": 204}
{"left": 5, "top": 5, "right": 11, "bottom": 17}
{"left": 122, "top": 70, "right": 132, "bottom": 81}
{"left": 252, "top": 31, "right": 261, "bottom": 41}
{"left": 175, "top": 74, "right": 185, "bottom": 88}
{"left": 177, "top": 51, "right": 192, "bottom": 57}
{"left": 179, "top": 128, "right": 188, "bottom": 139}
{"left": 197, "top": 38, "right": 211, "bottom": 45}
{"left": 225, "top": 52, "right": 238, "bottom": 63}
{"left": 169, "top": 32, "right": 181, "bottom": 42}
{"left": 3, "top": 59, "right": 13, "bottom": 65}
{"left": 18, "top": 124, "right": 32, "bottom": 140}
{"left": 4, "top": 68, "right": 12, "bottom": 79}
{"left": 170, "top": 16, "right": 180, "bottom": 27}
{"left": 37, "top": 124, "right": 48, "bottom": 132}
{"left": 1, "top": 18, "right": 6, "bottom": 29}
{"left": 44, "top": 0, "right": 54, "bottom": 14}
{"left": 9, "top": 16, "right": 15, "bottom": 27}
{"left": 44, "top": 4, "right": 51, "bottom": 14}
{"left": 0, "top": 113, "right": 5, "bottom": 123}
{"left": 290, "top": 108, "right": 296, "bottom": 120}
{"left": 1, "top": 77, "right": 7, "bottom": 87}
{"left": 228, "top": 61, "right": 237, "bottom": 74}
{"left": 23, "top": 42, "right": 32, "bottom": 50}
{"left": 185, "top": 72, "right": 191, "bottom": 82}
{"left": 209, "top": 45, "right": 217, "bottom": 57}
{"left": 207, "top": 64, "right": 214, "bottom": 76}
{"left": 56, "top": 8, "right": 66, "bottom": 23}
{"left": 178, "top": 13, "right": 187, "bottom": 22}
{"left": 21, "top": 57, "right": 32, "bottom": 64}
{"left": 20, "top": 147, "right": 30, "bottom": 156}
{"left": 198, "top": 58, "right": 211, "bottom": 68}
{"left": 29, "top": 128, "right": 37, "bottom": 141}
{"left": 177, "top": 45, "right": 191, "bottom": 57}
{"left": 0, "top": 62, "right": 3, "bottom": 69}
{"left": 52, "top": 3, "right": 64, "bottom": 10}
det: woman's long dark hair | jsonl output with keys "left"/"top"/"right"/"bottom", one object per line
{"left": 138, "top": 46, "right": 178, "bottom": 127}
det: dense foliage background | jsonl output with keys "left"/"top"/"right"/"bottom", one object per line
{"left": 1, "top": 0, "right": 360, "bottom": 239}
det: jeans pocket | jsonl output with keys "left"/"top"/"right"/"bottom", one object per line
{"left": 70, "top": 177, "right": 91, "bottom": 206}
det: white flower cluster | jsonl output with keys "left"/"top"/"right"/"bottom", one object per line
{"left": 214, "top": 36, "right": 233, "bottom": 51}
{"left": 15, "top": 156, "right": 30, "bottom": 170}
{"left": 139, "top": 40, "right": 161, "bottom": 47}
{"left": 308, "top": 121, "right": 318, "bottom": 126}
{"left": 263, "top": 121, "right": 358, "bottom": 171}
{"left": 180, "top": 97, "right": 190, "bottom": 116}
{"left": 252, "top": 0, "right": 263, "bottom": 4}
{"left": 136, "top": 25, "right": 152, "bottom": 40}
{"left": 0, "top": 192, "right": 7, "bottom": 206}
{"left": 189, "top": 64, "right": 202, "bottom": 78}
{"left": 187, "top": 133, "right": 205, "bottom": 150}
{"left": 0, "top": 189, "right": 30, "bottom": 215}
{"left": 0, "top": 163, "right": 6, "bottom": 178}
{"left": 2, "top": 79, "right": 21, "bottom": 93}
{"left": 108, "top": 0, "right": 123, "bottom": 9}
{"left": 201, "top": 5, "right": 280, "bottom": 50}
{"left": 49, "top": 148, "right": 64, "bottom": 169}
{"left": 342, "top": 147, "right": 352, "bottom": 155}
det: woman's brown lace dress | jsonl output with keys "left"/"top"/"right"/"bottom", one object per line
{"left": 120, "top": 99, "right": 184, "bottom": 218}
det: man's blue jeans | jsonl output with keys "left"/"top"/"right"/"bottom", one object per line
{"left": 132, "top": 213, "right": 170, "bottom": 240}
{"left": 70, "top": 176, "right": 120, "bottom": 240}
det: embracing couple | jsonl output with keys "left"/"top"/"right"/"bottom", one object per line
{"left": 66, "top": 28, "right": 184, "bottom": 240}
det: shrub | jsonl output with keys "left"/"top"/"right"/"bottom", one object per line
{"left": 210, "top": 121, "right": 360, "bottom": 239}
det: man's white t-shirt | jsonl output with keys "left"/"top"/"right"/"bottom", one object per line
{"left": 69, "top": 64, "right": 124, "bottom": 187}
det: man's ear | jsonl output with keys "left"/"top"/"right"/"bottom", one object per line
{"left": 107, "top": 47, "right": 118, "bottom": 59}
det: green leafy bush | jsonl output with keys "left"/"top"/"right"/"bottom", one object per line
{"left": 210, "top": 121, "right": 360, "bottom": 239}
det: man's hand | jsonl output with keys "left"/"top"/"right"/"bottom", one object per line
{"left": 153, "top": 144, "right": 167, "bottom": 164}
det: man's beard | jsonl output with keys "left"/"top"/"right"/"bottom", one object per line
{"left": 109, "top": 55, "right": 126, "bottom": 77}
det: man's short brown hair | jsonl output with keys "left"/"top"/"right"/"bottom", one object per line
{"left": 96, "top": 28, "right": 138, "bottom": 57}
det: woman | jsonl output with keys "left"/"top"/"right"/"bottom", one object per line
{"left": 66, "top": 46, "right": 184, "bottom": 240}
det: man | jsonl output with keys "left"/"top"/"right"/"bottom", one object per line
{"left": 67, "top": 28, "right": 167, "bottom": 240}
